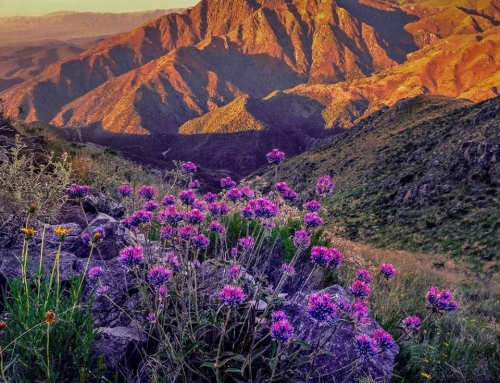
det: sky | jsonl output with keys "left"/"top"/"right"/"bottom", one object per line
{"left": 0, "top": 0, "right": 199, "bottom": 16}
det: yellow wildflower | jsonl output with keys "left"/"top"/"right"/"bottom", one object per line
{"left": 53, "top": 226, "right": 72, "bottom": 236}
{"left": 20, "top": 227, "right": 37, "bottom": 239}
{"left": 423, "top": 358, "right": 429, "bottom": 363}
{"left": 421, "top": 372, "right": 432, "bottom": 380}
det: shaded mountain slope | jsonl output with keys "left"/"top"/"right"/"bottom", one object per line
{"left": 0, "top": 43, "right": 86, "bottom": 93}
{"left": 248, "top": 95, "right": 500, "bottom": 264}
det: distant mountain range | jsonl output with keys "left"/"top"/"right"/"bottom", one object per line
{"left": 0, "top": 0, "right": 499, "bottom": 176}
{"left": 0, "top": 9, "right": 185, "bottom": 92}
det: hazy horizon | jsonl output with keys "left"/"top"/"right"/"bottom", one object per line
{"left": 0, "top": 0, "right": 198, "bottom": 16}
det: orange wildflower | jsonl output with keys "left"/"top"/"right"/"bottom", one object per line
{"left": 45, "top": 311, "right": 56, "bottom": 325}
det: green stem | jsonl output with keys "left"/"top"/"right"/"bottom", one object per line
{"left": 46, "top": 323, "right": 51, "bottom": 383}
{"left": 215, "top": 309, "right": 231, "bottom": 380}
{"left": 37, "top": 223, "right": 48, "bottom": 303}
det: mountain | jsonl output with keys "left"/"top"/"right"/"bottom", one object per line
{"left": 0, "top": 10, "right": 185, "bottom": 93}
{"left": 0, "top": 42, "right": 87, "bottom": 93}
{"left": 0, "top": 10, "right": 185, "bottom": 46}
{"left": 247, "top": 95, "right": 500, "bottom": 265}
{"left": 0, "top": 0, "right": 499, "bottom": 174}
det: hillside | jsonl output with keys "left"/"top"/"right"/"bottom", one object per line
{"left": 248, "top": 95, "right": 500, "bottom": 267}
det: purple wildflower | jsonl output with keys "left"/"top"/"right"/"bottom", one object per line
{"left": 380, "top": 263, "right": 397, "bottom": 280}
{"left": 307, "top": 293, "right": 338, "bottom": 323}
{"left": 227, "top": 265, "right": 242, "bottom": 278}
{"left": 293, "top": 229, "right": 312, "bottom": 249}
{"left": 181, "top": 161, "right": 197, "bottom": 174}
{"left": 372, "top": 329, "right": 395, "bottom": 352}
{"left": 117, "top": 184, "right": 134, "bottom": 197}
{"left": 281, "top": 188, "right": 298, "bottom": 202}
{"left": 220, "top": 177, "right": 237, "bottom": 190}
{"left": 311, "top": 246, "right": 333, "bottom": 267}
{"left": 354, "top": 334, "right": 378, "bottom": 362}
{"left": 190, "top": 234, "right": 210, "bottom": 250}
{"left": 193, "top": 199, "right": 206, "bottom": 211}
{"left": 160, "top": 225, "right": 179, "bottom": 240}
{"left": 138, "top": 186, "right": 157, "bottom": 200}
{"left": 270, "top": 319, "right": 294, "bottom": 343}
{"left": 226, "top": 188, "right": 243, "bottom": 202}
{"left": 148, "top": 266, "right": 173, "bottom": 287}
{"left": 147, "top": 313, "right": 156, "bottom": 324}
{"left": 208, "top": 221, "right": 226, "bottom": 235}
{"left": 249, "top": 198, "right": 279, "bottom": 219}
{"left": 88, "top": 266, "right": 103, "bottom": 279}
{"left": 179, "top": 189, "right": 196, "bottom": 206}
{"left": 329, "top": 248, "right": 343, "bottom": 268}
{"left": 274, "top": 182, "right": 289, "bottom": 193}
{"left": 281, "top": 263, "right": 296, "bottom": 276}
{"left": 219, "top": 285, "right": 245, "bottom": 307}
{"left": 158, "top": 285, "right": 168, "bottom": 299}
{"left": 271, "top": 311, "right": 287, "bottom": 322}
{"left": 402, "top": 316, "right": 421, "bottom": 332}
{"left": 164, "top": 251, "right": 182, "bottom": 272}
{"left": 96, "top": 285, "right": 109, "bottom": 296}
{"left": 426, "top": 287, "right": 458, "bottom": 312}
{"left": 192, "top": 260, "right": 201, "bottom": 269}
{"left": 81, "top": 233, "right": 91, "bottom": 244}
{"left": 161, "top": 195, "right": 176, "bottom": 207}
{"left": 239, "top": 236, "right": 255, "bottom": 251}
{"left": 350, "top": 299, "right": 370, "bottom": 327}
{"left": 266, "top": 149, "right": 285, "bottom": 164}
{"left": 230, "top": 247, "right": 238, "bottom": 258}
{"left": 241, "top": 206, "right": 254, "bottom": 220}
{"left": 203, "top": 192, "right": 218, "bottom": 203}
{"left": 180, "top": 225, "right": 198, "bottom": 240}
{"left": 121, "top": 216, "right": 134, "bottom": 229}
{"left": 143, "top": 200, "right": 159, "bottom": 212}
{"left": 304, "top": 212, "right": 323, "bottom": 228}
{"left": 356, "top": 269, "right": 373, "bottom": 284}
{"left": 189, "top": 180, "right": 200, "bottom": 189}
{"left": 158, "top": 206, "right": 184, "bottom": 226}
{"left": 65, "top": 183, "right": 90, "bottom": 199}
{"left": 241, "top": 186, "right": 254, "bottom": 199}
{"left": 208, "top": 202, "right": 229, "bottom": 217}
{"left": 305, "top": 200, "right": 321, "bottom": 212}
{"left": 119, "top": 246, "right": 144, "bottom": 269}
{"left": 187, "top": 209, "right": 204, "bottom": 224}
{"left": 315, "top": 175, "right": 335, "bottom": 196}
{"left": 262, "top": 221, "right": 275, "bottom": 230}
{"left": 349, "top": 280, "right": 371, "bottom": 298}
{"left": 131, "top": 210, "right": 153, "bottom": 226}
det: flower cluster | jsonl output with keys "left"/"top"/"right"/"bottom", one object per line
{"left": 88, "top": 266, "right": 103, "bottom": 279}
{"left": 226, "top": 188, "right": 243, "bottom": 202}
{"left": 181, "top": 161, "right": 197, "bottom": 174}
{"left": 164, "top": 252, "right": 182, "bottom": 272}
{"left": 179, "top": 189, "right": 196, "bottom": 206}
{"left": 190, "top": 234, "right": 210, "bottom": 250}
{"left": 266, "top": 149, "right": 285, "bottom": 164}
{"left": 315, "top": 175, "right": 335, "bottom": 196}
{"left": 293, "top": 229, "right": 312, "bottom": 249}
{"left": 119, "top": 246, "right": 144, "bottom": 269}
{"left": 380, "top": 263, "right": 397, "bottom": 280}
{"left": 247, "top": 198, "right": 279, "bottom": 219}
{"left": 220, "top": 177, "right": 236, "bottom": 190}
{"left": 219, "top": 285, "right": 245, "bottom": 307}
{"left": 348, "top": 280, "right": 371, "bottom": 298}
{"left": 307, "top": 293, "right": 338, "bottom": 323}
{"left": 208, "top": 220, "right": 226, "bottom": 235}
{"left": 148, "top": 266, "right": 173, "bottom": 287}
{"left": 187, "top": 209, "right": 204, "bottom": 224}
{"left": 281, "top": 263, "right": 296, "bottom": 275}
{"left": 402, "top": 316, "right": 421, "bottom": 332}
{"left": 239, "top": 236, "right": 255, "bottom": 251}
{"left": 270, "top": 312, "right": 294, "bottom": 343}
{"left": 426, "top": 287, "right": 458, "bottom": 312}
{"left": 65, "top": 183, "right": 89, "bottom": 199}
{"left": 208, "top": 202, "right": 229, "bottom": 217}
{"left": 356, "top": 269, "right": 373, "bottom": 284}
{"left": 118, "top": 184, "right": 133, "bottom": 197}
{"left": 138, "top": 186, "right": 157, "bottom": 200}
{"left": 161, "top": 195, "right": 176, "bottom": 207}
{"left": 143, "top": 200, "right": 159, "bottom": 212}
{"left": 304, "top": 212, "right": 323, "bottom": 228}
{"left": 304, "top": 200, "right": 321, "bottom": 212}
{"left": 189, "top": 180, "right": 200, "bottom": 189}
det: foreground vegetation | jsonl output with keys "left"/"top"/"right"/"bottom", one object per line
{"left": 0, "top": 122, "right": 498, "bottom": 382}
